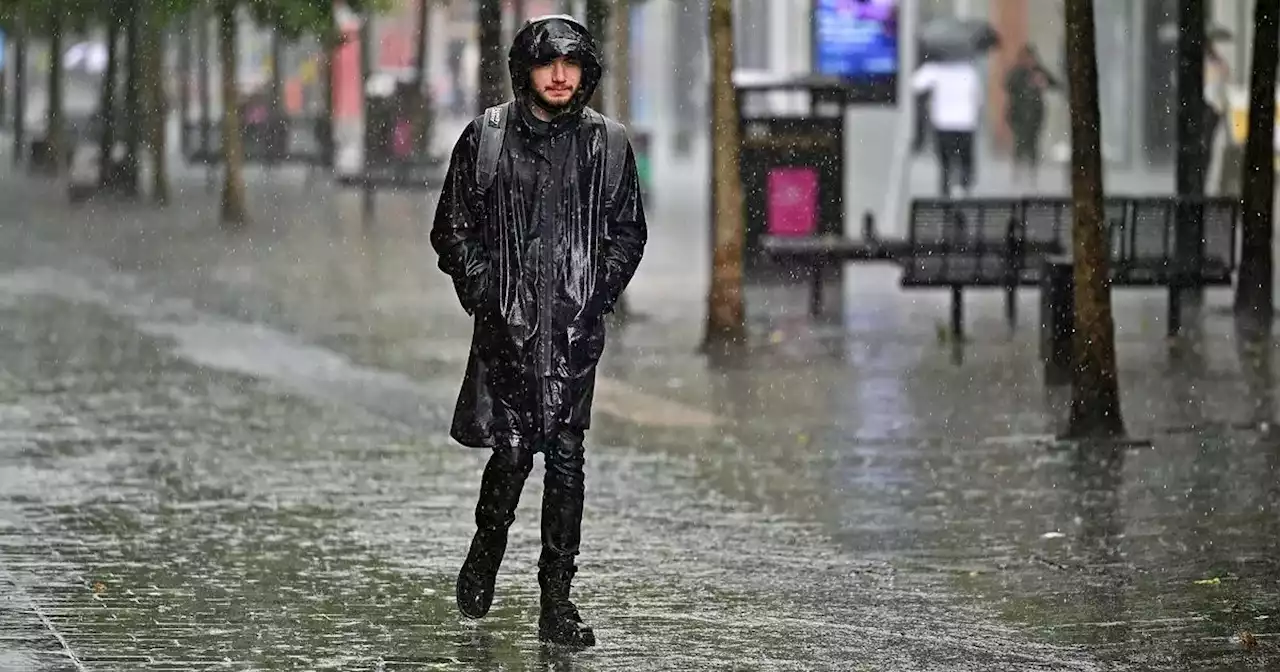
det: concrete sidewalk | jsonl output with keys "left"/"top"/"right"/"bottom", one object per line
{"left": 0, "top": 159, "right": 1277, "bottom": 670}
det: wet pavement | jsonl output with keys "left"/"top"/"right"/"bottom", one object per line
{"left": 0, "top": 159, "right": 1277, "bottom": 670}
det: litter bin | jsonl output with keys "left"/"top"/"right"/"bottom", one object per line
{"left": 1040, "top": 256, "right": 1074, "bottom": 384}
{"left": 734, "top": 74, "right": 849, "bottom": 316}
{"left": 735, "top": 74, "right": 848, "bottom": 274}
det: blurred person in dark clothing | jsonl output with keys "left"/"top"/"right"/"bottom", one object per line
{"left": 913, "top": 90, "right": 932, "bottom": 154}
{"left": 430, "top": 14, "right": 646, "bottom": 648}
{"left": 1004, "top": 45, "right": 1059, "bottom": 188}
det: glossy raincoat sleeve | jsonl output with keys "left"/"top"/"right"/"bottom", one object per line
{"left": 601, "top": 140, "right": 648, "bottom": 314}
{"left": 430, "top": 123, "right": 490, "bottom": 316}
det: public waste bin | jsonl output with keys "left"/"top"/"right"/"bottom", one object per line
{"left": 1040, "top": 257, "right": 1074, "bottom": 384}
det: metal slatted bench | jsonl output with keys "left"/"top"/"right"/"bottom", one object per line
{"left": 762, "top": 195, "right": 1240, "bottom": 338}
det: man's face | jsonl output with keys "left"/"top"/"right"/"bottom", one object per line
{"left": 530, "top": 57, "right": 582, "bottom": 112}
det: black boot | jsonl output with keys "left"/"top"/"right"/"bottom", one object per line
{"left": 538, "top": 563, "right": 595, "bottom": 647}
{"left": 456, "top": 529, "right": 507, "bottom": 619}
{"left": 537, "top": 431, "right": 594, "bottom": 646}
{"left": 457, "top": 443, "right": 532, "bottom": 619}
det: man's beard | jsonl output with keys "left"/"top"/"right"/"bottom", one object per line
{"left": 533, "top": 88, "right": 577, "bottom": 115}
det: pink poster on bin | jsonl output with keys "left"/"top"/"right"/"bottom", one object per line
{"left": 766, "top": 167, "right": 820, "bottom": 237}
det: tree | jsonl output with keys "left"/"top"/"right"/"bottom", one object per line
{"left": 214, "top": 0, "right": 387, "bottom": 225}
{"left": 217, "top": 0, "right": 248, "bottom": 226}
{"left": 1233, "top": 0, "right": 1279, "bottom": 327}
{"left": 476, "top": 0, "right": 504, "bottom": 112}
{"left": 121, "top": 0, "right": 142, "bottom": 196}
{"left": 703, "top": 0, "right": 746, "bottom": 349}
{"left": 585, "top": 0, "right": 646, "bottom": 113}
{"left": 143, "top": 0, "right": 170, "bottom": 204}
{"left": 609, "top": 0, "right": 630, "bottom": 122}
{"left": 1064, "top": 0, "right": 1125, "bottom": 438}
{"left": 585, "top": 0, "right": 607, "bottom": 111}
{"left": 608, "top": 0, "right": 632, "bottom": 319}
{"left": 268, "top": 28, "right": 284, "bottom": 168}
{"left": 410, "top": 0, "right": 434, "bottom": 162}
{"left": 197, "top": 6, "right": 213, "bottom": 166}
{"left": 0, "top": 0, "right": 98, "bottom": 175}
{"left": 98, "top": 0, "right": 122, "bottom": 189}
{"left": 413, "top": 0, "right": 429, "bottom": 90}
{"left": 10, "top": 8, "right": 26, "bottom": 167}
{"left": 320, "top": 32, "right": 337, "bottom": 170}
{"left": 43, "top": 0, "right": 65, "bottom": 175}
{"left": 77, "top": 0, "right": 147, "bottom": 195}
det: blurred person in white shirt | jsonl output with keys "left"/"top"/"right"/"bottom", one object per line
{"left": 912, "top": 60, "right": 982, "bottom": 197}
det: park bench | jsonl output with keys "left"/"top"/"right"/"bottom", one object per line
{"left": 761, "top": 200, "right": 1065, "bottom": 319}
{"left": 761, "top": 195, "right": 1240, "bottom": 338}
{"left": 905, "top": 196, "right": 1239, "bottom": 337}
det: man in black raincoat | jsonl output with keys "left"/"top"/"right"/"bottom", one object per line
{"left": 430, "top": 15, "right": 646, "bottom": 647}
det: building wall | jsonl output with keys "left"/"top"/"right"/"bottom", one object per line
{"left": 734, "top": 0, "right": 772, "bottom": 70}
{"left": 1212, "top": 0, "right": 1251, "bottom": 85}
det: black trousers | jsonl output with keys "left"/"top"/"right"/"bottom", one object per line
{"left": 913, "top": 93, "right": 932, "bottom": 154}
{"left": 935, "top": 130, "right": 976, "bottom": 196}
{"left": 474, "top": 430, "right": 586, "bottom": 571}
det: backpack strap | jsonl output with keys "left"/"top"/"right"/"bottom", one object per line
{"left": 475, "top": 102, "right": 511, "bottom": 192}
{"left": 592, "top": 110, "right": 630, "bottom": 211}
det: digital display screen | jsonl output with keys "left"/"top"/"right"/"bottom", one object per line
{"left": 813, "top": 0, "right": 899, "bottom": 80}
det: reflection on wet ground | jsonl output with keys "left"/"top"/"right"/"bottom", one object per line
{"left": 0, "top": 294, "right": 1102, "bottom": 671}
{"left": 0, "top": 173, "right": 1276, "bottom": 669}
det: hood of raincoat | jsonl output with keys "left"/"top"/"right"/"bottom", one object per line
{"left": 508, "top": 15, "right": 603, "bottom": 116}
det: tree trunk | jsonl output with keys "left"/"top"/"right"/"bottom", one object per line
{"left": 412, "top": 0, "right": 433, "bottom": 159}
{"left": 98, "top": 10, "right": 119, "bottom": 187}
{"left": 611, "top": 0, "right": 630, "bottom": 122}
{"left": 218, "top": 0, "right": 248, "bottom": 227}
{"left": 609, "top": 0, "right": 632, "bottom": 319}
{"left": 321, "top": 41, "right": 336, "bottom": 169}
{"left": 122, "top": 0, "right": 142, "bottom": 196}
{"left": 1233, "top": 0, "right": 1279, "bottom": 326}
{"left": 0, "top": 24, "right": 8, "bottom": 123}
{"left": 177, "top": 13, "right": 192, "bottom": 157}
{"left": 476, "top": 0, "right": 506, "bottom": 112}
{"left": 1064, "top": 0, "right": 1125, "bottom": 438}
{"left": 703, "top": 0, "right": 746, "bottom": 349}
{"left": 12, "top": 8, "right": 27, "bottom": 167}
{"left": 414, "top": 0, "right": 430, "bottom": 89}
{"left": 359, "top": 14, "right": 375, "bottom": 216}
{"left": 585, "top": 0, "right": 608, "bottom": 112}
{"left": 1175, "top": 0, "right": 1207, "bottom": 309}
{"left": 197, "top": 8, "right": 212, "bottom": 159}
{"left": 145, "top": 5, "right": 170, "bottom": 205}
{"left": 269, "top": 28, "right": 284, "bottom": 167}
{"left": 45, "top": 3, "right": 65, "bottom": 175}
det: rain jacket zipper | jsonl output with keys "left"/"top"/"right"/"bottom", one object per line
{"left": 537, "top": 147, "right": 566, "bottom": 436}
